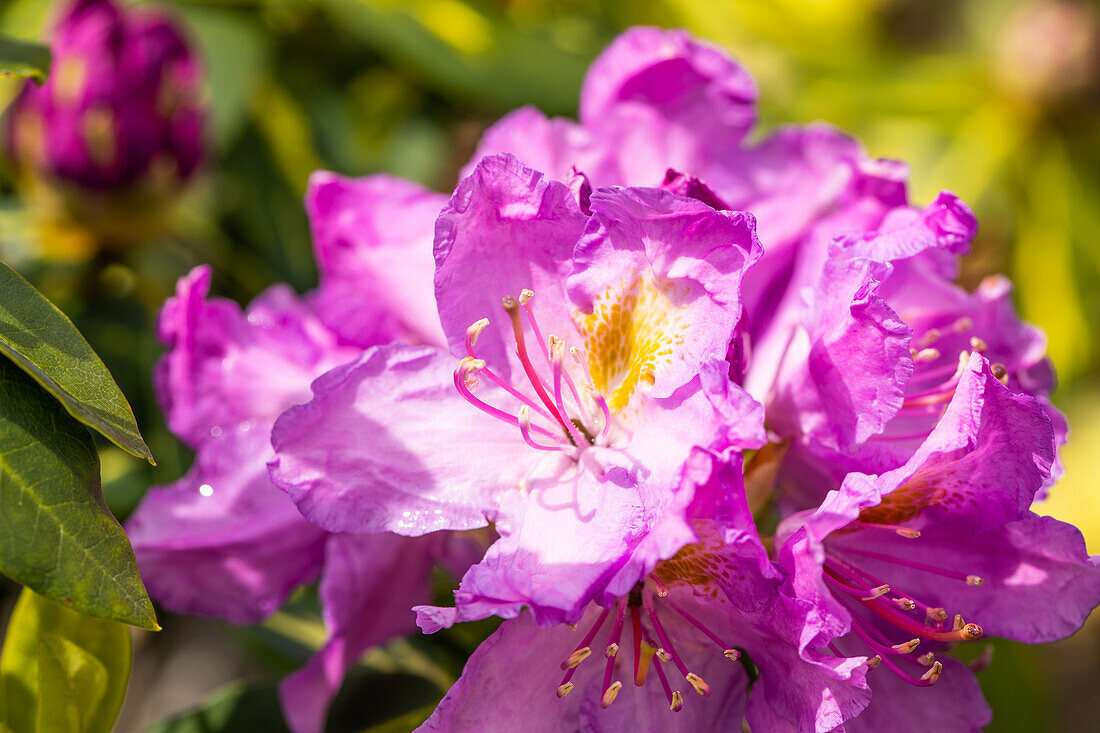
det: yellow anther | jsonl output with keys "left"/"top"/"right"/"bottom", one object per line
{"left": 563, "top": 647, "right": 591, "bottom": 669}
{"left": 556, "top": 682, "right": 574, "bottom": 698}
{"left": 466, "top": 318, "right": 490, "bottom": 347}
{"left": 861, "top": 584, "right": 891, "bottom": 601}
{"left": 970, "top": 336, "right": 988, "bottom": 353}
{"left": 921, "top": 661, "right": 943, "bottom": 683}
{"left": 914, "top": 347, "right": 941, "bottom": 364}
{"left": 892, "top": 638, "right": 920, "bottom": 654}
{"left": 966, "top": 575, "right": 984, "bottom": 586}
{"left": 723, "top": 649, "right": 741, "bottom": 661}
{"left": 519, "top": 289, "right": 534, "bottom": 306}
{"left": 686, "top": 672, "right": 710, "bottom": 697}
{"left": 917, "top": 652, "right": 936, "bottom": 667}
{"left": 605, "top": 642, "right": 619, "bottom": 659}
{"left": 895, "top": 527, "right": 921, "bottom": 539}
{"left": 670, "top": 691, "right": 684, "bottom": 712}
{"left": 952, "top": 317, "right": 974, "bottom": 332}
{"left": 866, "top": 655, "right": 882, "bottom": 669}
{"left": 600, "top": 681, "right": 622, "bottom": 708}
{"left": 655, "top": 648, "right": 672, "bottom": 663}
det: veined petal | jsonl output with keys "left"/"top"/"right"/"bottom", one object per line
{"left": 568, "top": 186, "right": 761, "bottom": 408}
{"left": 830, "top": 514, "right": 1100, "bottom": 644}
{"left": 435, "top": 154, "right": 589, "bottom": 380}
{"left": 306, "top": 171, "right": 447, "bottom": 347}
{"left": 270, "top": 344, "right": 529, "bottom": 535}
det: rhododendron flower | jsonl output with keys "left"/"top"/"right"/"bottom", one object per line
{"left": 776, "top": 356, "right": 1100, "bottom": 729}
{"left": 271, "top": 152, "right": 764, "bottom": 629}
{"left": 417, "top": 453, "right": 871, "bottom": 732}
{"left": 126, "top": 172, "right": 469, "bottom": 733}
{"left": 4, "top": 0, "right": 203, "bottom": 194}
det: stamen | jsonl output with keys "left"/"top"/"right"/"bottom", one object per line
{"left": 915, "top": 328, "right": 942, "bottom": 348}
{"left": 917, "top": 652, "right": 936, "bottom": 667}
{"left": 600, "top": 681, "right": 622, "bottom": 708}
{"left": 921, "top": 661, "right": 943, "bottom": 683}
{"left": 849, "top": 521, "right": 921, "bottom": 538}
{"left": 952, "top": 317, "right": 974, "bottom": 333}
{"left": 570, "top": 346, "right": 612, "bottom": 440}
{"left": 599, "top": 602, "right": 626, "bottom": 708}
{"left": 556, "top": 682, "right": 574, "bottom": 698}
{"left": 503, "top": 296, "right": 571, "bottom": 435}
{"left": 649, "top": 651, "right": 681, "bottom": 712}
{"left": 841, "top": 546, "right": 984, "bottom": 587}
{"left": 875, "top": 652, "right": 942, "bottom": 687}
{"left": 914, "top": 347, "right": 941, "bottom": 364}
{"left": 560, "top": 607, "right": 610, "bottom": 670}
{"left": 650, "top": 576, "right": 669, "bottom": 597}
{"left": 866, "top": 655, "right": 883, "bottom": 669}
{"left": 518, "top": 406, "right": 567, "bottom": 452}
{"left": 926, "top": 607, "right": 948, "bottom": 624}
{"left": 824, "top": 565, "right": 891, "bottom": 601}
{"left": 563, "top": 647, "right": 592, "bottom": 669}
{"left": 849, "top": 621, "right": 919, "bottom": 657}
{"left": 464, "top": 321, "right": 558, "bottom": 424}
{"left": 644, "top": 596, "right": 710, "bottom": 697}
{"left": 970, "top": 336, "right": 988, "bottom": 353}
{"left": 550, "top": 339, "right": 589, "bottom": 448}
{"left": 966, "top": 575, "right": 984, "bottom": 586}
{"left": 862, "top": 595, "right": 984, "bottom": 642}
{"left": 665, "top": 598, "right": 740, "bottom": 660}
{"left": 894, "top": 597, "right": 917, "bottom": 611}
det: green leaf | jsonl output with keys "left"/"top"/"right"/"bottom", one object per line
{"left": 0, "top": 261, "right": 153, "bottom": 463}
{"left": 0, "top": 34, "right": 49, "bottom": 82}
{"left": 0, "top": 357, "right": 158, "bottom": 630}
{"left": 0, "top": 589, "right": 132, "bottom": 733}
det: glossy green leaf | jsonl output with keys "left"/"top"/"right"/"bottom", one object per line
{"left": 0, "top": 261, "right": 153, "bottom": 463}
{"left": 0, "top": 589, "right": 132, "bottom": 733}
{"left": 0, "top": 34, "right": 49, "bottom": 82}
{"left": 0, "top": 357, "right": 158, "bottom": 630}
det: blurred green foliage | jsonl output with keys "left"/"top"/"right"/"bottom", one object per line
{"left": 0, "top": 0, "right": 1097, "bottom": 730}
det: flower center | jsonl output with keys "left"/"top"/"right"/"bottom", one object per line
{"left": 454, "top": 290, "right": 613, "bottom": 456}
{"left": 824, "top": 520, "right": 984, "bottom": 687}
{"left": 554, "top": 578, "right": 740, "bottom": 712}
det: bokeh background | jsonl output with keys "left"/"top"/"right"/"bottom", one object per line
{"left": 1, "top": 0, "right": 1098, "bottom": 730}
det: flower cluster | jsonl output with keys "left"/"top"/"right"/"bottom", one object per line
{"left": 131, "top": 26, "right": 1100, "bottom": 733}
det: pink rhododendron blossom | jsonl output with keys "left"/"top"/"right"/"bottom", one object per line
{"left": 126, "top": 172, "right": 471, "bottom": 733}
{"left": 271, "top": 153, "right": 765, "bottom": 630}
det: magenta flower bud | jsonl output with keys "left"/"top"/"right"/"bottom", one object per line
{"left": 4, "top": 0, "right": 204, "bottom": 194}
